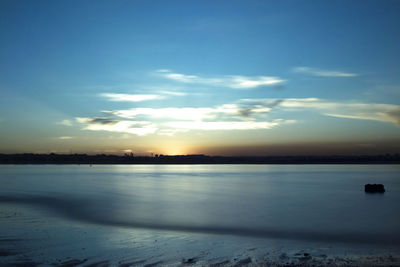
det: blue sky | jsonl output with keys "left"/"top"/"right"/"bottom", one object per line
{"left": 1, "top": 0, "right": 399, "bottom": 155}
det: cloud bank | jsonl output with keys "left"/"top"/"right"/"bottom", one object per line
{"left": 75, "top": 95, "right": 400, "bottom": 136}
{"left": 76, "top": 102, "right": 292, "bottom": 136}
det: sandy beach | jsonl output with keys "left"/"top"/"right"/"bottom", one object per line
{"left": 1, "top": 198, "right": 399, "bottom": 267}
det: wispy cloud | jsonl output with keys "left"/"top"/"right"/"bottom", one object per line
{"left": 325, "top": 108, "right": 400, "bottom": 126}
{"left": 293, "top": 66, "right": 358, "bottom": 77}
{"left": 76, "top": 117, "right": 157, "bottom": 136}
{"left": 165, "top": 120, "right": 293, "bottom": 131}
{"left": 100, "top": 93, "right": 164, "bottom": 102}
{"left": 158, "top": 91, "right": 188, "bottom": 96}
{"left": 57, "top": 136, "right": 75, "bottom": 140}
{"left": 77, "top": 117, "right": 118, "bottom": 125}
{"left": 240, "top": 98, "right": 400, "bottom": 126}
{"left": 283, "top": 99, "right": 400, "bottom": 126}
{"left": 56, "top": 119, "right": 73, "bottom": 126}
{"left": 155, "top": 69, "right": 284, "bottom": 89}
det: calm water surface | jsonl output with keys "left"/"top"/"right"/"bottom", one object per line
{"left": 1, "top": 164, "right": 400, "bottom": 243}
{"left": 0, "top": 164, "right": 399, "bottom": 265}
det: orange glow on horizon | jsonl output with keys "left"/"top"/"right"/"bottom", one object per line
{"left": 161, "top": 146, "right": 188, "bottom": 156}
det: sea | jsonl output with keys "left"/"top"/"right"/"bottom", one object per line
{"left": 0, "top": 164, "right": 399, "bottom": 266}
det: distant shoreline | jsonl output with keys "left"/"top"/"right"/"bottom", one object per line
{"left": 1, "top": 153, "right": 399, "bottom": 164}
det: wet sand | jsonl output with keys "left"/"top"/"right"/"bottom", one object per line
{"left": 1, "top": 240, "right": 400, "bottom": 267}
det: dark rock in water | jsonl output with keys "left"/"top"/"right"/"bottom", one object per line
{"left": 234, "top": 257, "right": 252, "bottom": 266}
{"left": 365, "top": 184, "right": 385, "bottom": 193}
{"left": 182, "top": 258, "right": 196, "bottom": 264}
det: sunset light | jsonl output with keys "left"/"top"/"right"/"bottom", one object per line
{"left": 1, "top": 1, "right": 400, "bottom": 266}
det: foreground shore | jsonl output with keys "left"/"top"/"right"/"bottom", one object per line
{"left": 2, "top": 240, "right": 400, "bottom": 267}
{"left": 2, "top": 210, "right": 399, "bottom": 266}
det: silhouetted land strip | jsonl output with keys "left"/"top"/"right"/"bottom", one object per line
{"left": 1, "top": 153, "right": 400, "bottom": 164}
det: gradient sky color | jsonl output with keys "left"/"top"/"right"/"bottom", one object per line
{"left": 1, "top": 0, "right": 400, "bottom": 155}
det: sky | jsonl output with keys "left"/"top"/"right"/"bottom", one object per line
{"left": 1, "top": 0, "right": 400, "bottom": 156}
